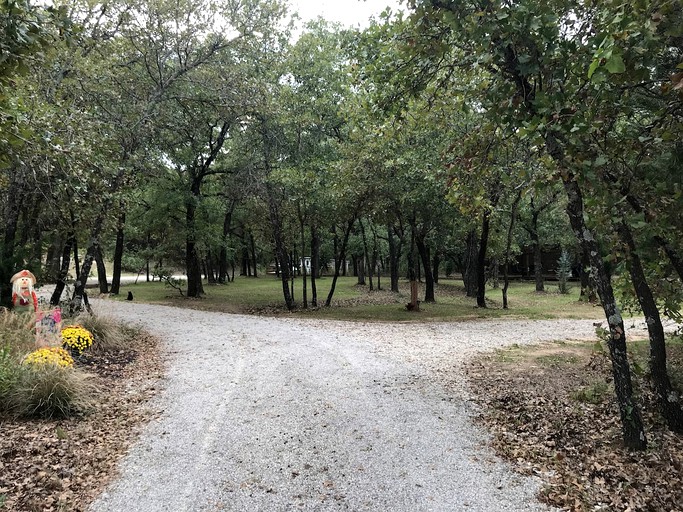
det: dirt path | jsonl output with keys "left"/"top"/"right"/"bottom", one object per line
{"left": 87, "top": 300, "right": 600, "bottom": 511}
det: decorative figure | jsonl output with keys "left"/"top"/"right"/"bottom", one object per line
{"left": 36, "top": 308, "right": 62, "bottom": 347}
{"left": 11, "top": 269, "right": 38, "bottom": 313}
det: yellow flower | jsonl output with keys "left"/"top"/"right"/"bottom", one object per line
{"left": 24, "top": 347, "right": 74, "bottom": 368}
{"left": 61, "top": 325, "right": 94, "bottom": 354}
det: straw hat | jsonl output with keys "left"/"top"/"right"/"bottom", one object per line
{"left": 10, "top": 269, "right": 36, "bottom": 285}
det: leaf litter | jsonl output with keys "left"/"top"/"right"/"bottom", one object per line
{"left": 465, "top": 340, "right": 683, "bottom": 511}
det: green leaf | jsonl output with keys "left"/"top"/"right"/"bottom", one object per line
{"left": 588, "top": 59, "right": 600, "bottom": 79}
{"left": 632, "top": 360, "right": 644, "bottom": 376}
{"left": 605, "top": 54, "right": 626, "bottom": 74}
{"left": 594, "top": 155, "right": 608, "bottom": 167}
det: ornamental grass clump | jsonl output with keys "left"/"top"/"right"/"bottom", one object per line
{"left": 12, "top": 363, "right": 99, "bottom": 418}
{"left": 0, "top": 308, "right": 36, "bottom": 356}
{"left": 0, "top": 346, "right": 22, "bottom": 414}
{"left": 61, "top": 325, "right": 94, "bottom": 355}
{"left": 74, "top": 313, "right": 127, "bottom": 353}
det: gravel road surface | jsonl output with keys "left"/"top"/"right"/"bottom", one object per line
{"left": 87, "top": 300, "right": 601, "bottom": 512}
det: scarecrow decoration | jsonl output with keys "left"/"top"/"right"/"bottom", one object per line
{"left": 11, "top": 269, "right": 38, "bottom": 313}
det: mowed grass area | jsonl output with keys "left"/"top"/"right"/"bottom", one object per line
{"left": 111, "top": 275, "right": 603, "bottom": 322}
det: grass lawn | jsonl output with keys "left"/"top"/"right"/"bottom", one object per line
{"left": 112, "top": 275, "right": 603, "bottom": 322}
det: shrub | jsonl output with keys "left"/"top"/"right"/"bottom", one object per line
{"left": 74, "top": 313, "right": 128, "bottom": 353}
{"left": 12, "top": 364, "right": 99, "bottom": 418}
{"left": 61, "top": 325, "right": 94, "bottom": 355}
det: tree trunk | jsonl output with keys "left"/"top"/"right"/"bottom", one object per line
{"left": 30, "top": 225, "right": 42, "bottom": 276}
{"left": 186, "top": 179, "right": 204, "bottom": 298}
{"left": 356, "top": 256, "right": 366, "bottom": 285}
{"left": 310, "top": 224, "right": 319, "bottom": 307}
{"left": 463, "top": 229, "right": 478, "bottom": 297}
{"left": 503, "top": 190, "right": 523, "bottom": 309}
{"left": 250, "top": 232, "right": 258, "bottom": 278}
{"left": 219, "top": 201, "right": 235, "bottom": 284}
{"left": 44, "top": 240, "right": 55, "bottom": 281}
{"left": 407, "top": 229, "right": 419, "bottom": 311}
{"left": 289, "top": 250, "right": 295, "bottom": 301}
{"left": 325, "top": 219, "right": 355, "bottom": 307}
{"left": 579, "top": 246, "right": 597, "bottom": 302}
{"left": 476, "top": 212, "right": 491, "bottom": 308}
{"left": 206, "top": 251, "right": 217, "bottom": 284}
{"left": 73, "top": 235, "right": 80, "bottom": 280}
{"left": 45, "top": 237, "right": 62, "bottom": 283}
{"left": 376, "top": 261, "right": 381, "bottom": 290}
{"left": 242, "top": 247, "right": 250, "bottom": 276}
{"left": 50, "top": 233, "right": 75, "bottom": 306}
{"left": 359, "top": 219, "right": 373, "bottom": 291}
{"left": 490, "top": 258, "right": 499, "bottom": 289}
{"left": 531, "top": 211, "right": 544, "bottom": 292}
{"left": 95, "top": 245, "right": 109, "bottom": 294}
{"left": 562, "top": 173, "right": 647, "bottom": 450}
{"left": 186, "top": 204, "right": 203, "bottom": 297}
{"left": 372, "top": 227, "right": 380, "bottom": 291}
{"left": 351, "top": 245, "right": 356, "bottom": 276}
{"left": 70, "top": 238, "right": 96, "bottom": 315}
{"left": 432, "top": 252, "right": 440, "bottom": 285}
{"left": 110, "top": 210, "right": 125, "bottom": 295}
{"left": 300, "top": 216, "right": 308, "bottom": 309}
{"left": 387, "top": 224, "right": 401, "bottom": 293}
{"left": 415, "top": 233, "right": 435, "bottom": 303}
{"left": 416, "top": 249, "right": 421, "bottom": 282}
{"left": 619, "top": 219, "right": 683, "bottom": 432}
{"left": 266, "top": 185, "right": 294, "bottom": 310}
{"left": 1, "top": 171, "right": 21, "bottom": 308}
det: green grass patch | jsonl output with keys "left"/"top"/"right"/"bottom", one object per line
{"left": 572, "top": 380, "right": 610, "bottom": 404}
{"left": 535, "top": 353, "right": 583, "bottom": 367}
{"left": 113, "top": 276, "right": 602, "bottom": 322}
{"left": 492, "top": 348, "right": 525, "bottom": 363}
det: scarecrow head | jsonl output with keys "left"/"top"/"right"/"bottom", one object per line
{"left": 11, "top": 269, "right": 37, "bottom": 295}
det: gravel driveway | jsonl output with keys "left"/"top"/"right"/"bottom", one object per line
{"left": 87, "top": 300, "right": 600, "bottom": 512}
